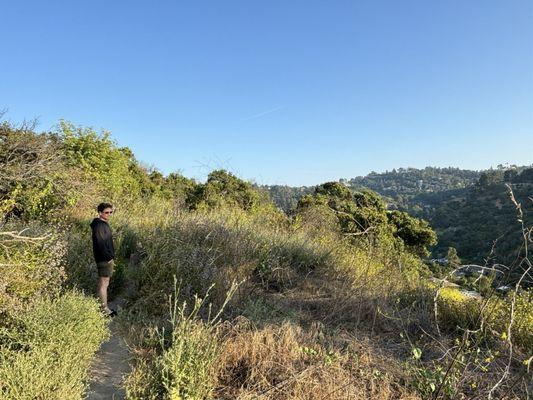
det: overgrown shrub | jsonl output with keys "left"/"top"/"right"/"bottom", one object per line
{"left": 0, "top": 223, "right": 66, "bottom": 314}
{"left": 436, "top": 287, "right": 533, "bottom": 351}
{"left": 125, "top": 285, "right": 234, "bottom": 400}
{"left": 0, "top": 291, "right": 109, "bottom": 399}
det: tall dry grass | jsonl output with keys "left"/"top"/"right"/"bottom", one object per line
{"left": 216, "top": 320, "right": 420, "bottom": 400}
{"left": 110, "top": 198, "right": 532, "bottom": 399}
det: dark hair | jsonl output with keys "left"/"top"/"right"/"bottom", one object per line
{"left": 97, "top": 202, "right": 113, "bottom": 213}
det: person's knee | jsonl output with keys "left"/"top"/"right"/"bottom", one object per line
{"left": 97, "top": 277, "right": 110, "bottom": 289}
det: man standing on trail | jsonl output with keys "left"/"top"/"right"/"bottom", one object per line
{"left": 90, "top": 202, "right": 117, "bottom": 317}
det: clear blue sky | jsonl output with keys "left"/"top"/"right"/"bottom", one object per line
{"left": 1, "top": 1, "right": 532, "bottom": 186}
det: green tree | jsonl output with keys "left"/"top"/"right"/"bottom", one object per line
{"left": 188, "top": 170, "right": 260, "bottom": 211}
{"left": 446, "top": 247, "right": 461, "bottom": 268}
{"left": 59, "top": 120, "right": 147, "bottom": 199}
{"left": 0, "top": 120, "right": 72, "bottom": 220}
{"left": 388, "top": 210, "right": 437, "bottom": 257}
{"left": 297, "top": 182, "right": 437, "bottom": 257}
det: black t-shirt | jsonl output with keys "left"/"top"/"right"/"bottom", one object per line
{"left": 90, "top": 218, "right": 115, "bottom": 262}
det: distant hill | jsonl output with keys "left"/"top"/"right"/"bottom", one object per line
{"left": 262, "top": 166, "right": 533, "bottom": 271}
{"left": 345, "top": 166, "right": 481, "bottom": 216}
{"left": 430, "top": 168, "right": 533, "bottom": 268}
{"left": 261, "top": 167, "right": 482, "bottom": 214}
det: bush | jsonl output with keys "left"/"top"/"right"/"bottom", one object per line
{"left": 187, "top": 170, "right": 260, "bottom": 211}
{"left": 0, "top": 291, "right": 109, "bottom": 399}
{"left": 436, "top": 287, "right": 481, "bottom": 330}
{"left": 486, "top": 289, "right": 533, "bottom": 351}
{"left": 0, "top": 223, "right": 66, "bottom": 314}
{"left": 125, "top": 285, "right": 234, "bottom": 400}
{"left": 436, "top": 288, "right": 533, "bottom": 351}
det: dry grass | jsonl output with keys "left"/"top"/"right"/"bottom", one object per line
{"left": 113, "top": 202, "right": 532, "bottom": 399}
{"left": 215, "top": 320, "right": 420, "bottom": 400}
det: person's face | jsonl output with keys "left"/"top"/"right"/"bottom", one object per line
{"left": 99, "top": 207, "right": 113, "bottom": 222}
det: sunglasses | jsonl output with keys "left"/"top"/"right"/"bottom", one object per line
{"left": 102, "top": 211, "right": 113, "bottom": 214}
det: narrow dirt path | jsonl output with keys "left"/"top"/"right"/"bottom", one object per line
{"left": 86, "top": 298, "right": 130, "bottom": 400}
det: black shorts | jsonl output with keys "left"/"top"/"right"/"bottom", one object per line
{"left": 96, "top": 260, "right": 114, "bottom": 278}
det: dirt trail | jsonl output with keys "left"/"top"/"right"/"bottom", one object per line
{"left": 86, "top": 298, "right": 130, "bottom": 400}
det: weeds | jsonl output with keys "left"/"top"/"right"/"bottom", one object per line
{"left": 125, "top": 280, "right": 238, "bottom": 399}
{"left": 0, "top": 292, "right": 109, "bottom": 399}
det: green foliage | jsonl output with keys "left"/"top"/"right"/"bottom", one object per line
{"left": 315, "top": 181, "right": 353, "bottom": 200}
{"left": 188, "top": 170, "right": 260, "bottom": 211}
{"left": 436, "top": 287, "right": 481, "bottom": 330}
{"left": 125, "top": 285, "right": 235, "bottom": 400}
{"left": 296, "top": 182, "right": 437, "bottom": 258}
{"left": 446, "top": 247, "right": 461, "bottom": 268}
{"left": 0, "top": 219, "right": 109, "bottom": 400}
{"left": 432, "top": 175, "right": 533, "bottom": 270}
{"left": 388, "top": 210, "right": 437, "bottom": 257}
{"left": 59, "top": 120, "right": 148, "bottom": 199}
{"left": 160, "top": 172, "right": 197, "bottom": 205}
{"left": 266, "top": 166, "right": 533, "bottom": 279}
{"left": 0, "top": 292, "right": 109, "bottom": 400}
{"left": 4, "top": 116, "right": 531, "bottom": 398}
{"left": 259, "top": 184, "right": 313, "bottom": 212}
{"left": 436, "top": 288, "right": 533, "bottom": 350}
{"left": 265, "top": 167, "right": 480, "bottom": 214}
{"left": 411, "top": 362, "right": 459, "bottom": 399}
{"left": 0, "top": 224, "right": 66, "bottom": 313}
{"left": 0, "top": 121, "right": 73, "bottom": 220}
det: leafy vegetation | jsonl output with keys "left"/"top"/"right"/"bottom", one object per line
{"left": 296, "top": 182, "right": 437, "bottom": 257}
{"left": 265, "top": 166, "right": 533, "bottom": 278}
{"left": 0, "top": 292, "right": 108, "bottom": 400}
{"left": 1, "top": 117, "right": 531, "bottom": 399}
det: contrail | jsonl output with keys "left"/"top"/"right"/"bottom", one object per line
{"left": 242, "top": 106, "right": 283, "bottom": 121}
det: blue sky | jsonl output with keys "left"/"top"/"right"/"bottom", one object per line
{"left": 1, "top": 1, "right": 532, "bottom": 186}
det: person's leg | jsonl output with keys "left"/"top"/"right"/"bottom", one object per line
{"left": 97, "top": 276, "right": 110, "bottom": 312}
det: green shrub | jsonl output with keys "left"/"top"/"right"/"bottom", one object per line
{"left": 63, "top": 223, "right": 96, "bottom": 292}
{"left": 59, "top": 120, "right": 147, "bottom": 200}
{"left": 125, "top": 285, "right": 234, "bottom": 400}
{"left": 0, "top": 291, "right": 109, "bottom": 399}
{"left": 436, "top": 287, "right": 481, "bottom": 330}
{"left": 187, "top": 169, "right": 260, "bottom": 211}
{"left": 436, "top": 287, "right": 533, "bottom": 351}
{"left": 0, "top": 224, "right": 66, "bottom": 314}
{"left": 485, "top": 289, "right": 533, "bottom": 351}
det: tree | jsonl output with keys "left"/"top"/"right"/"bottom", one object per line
{"left": 297, "top": 182, "right": 437, "bottom": 257}
{"left": 188, "top": 170, "right": 260, "bottom": 211}
{"left": 0, "top": 120, "right": 71, "bottom": 220}
{"left": 477, "top": 170, "right": 504, "bottom": 188}
{"left": 446, "top": 247, "right": 461, "bottom": 268}
{"left": 161, "top": 172, "right": 197, "bottom": 205}
{"left": 59, "top": 120, "right": 148, "bottom": 199}
{"left": 388, "top": 210, "right": 437, "bottom": 257}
